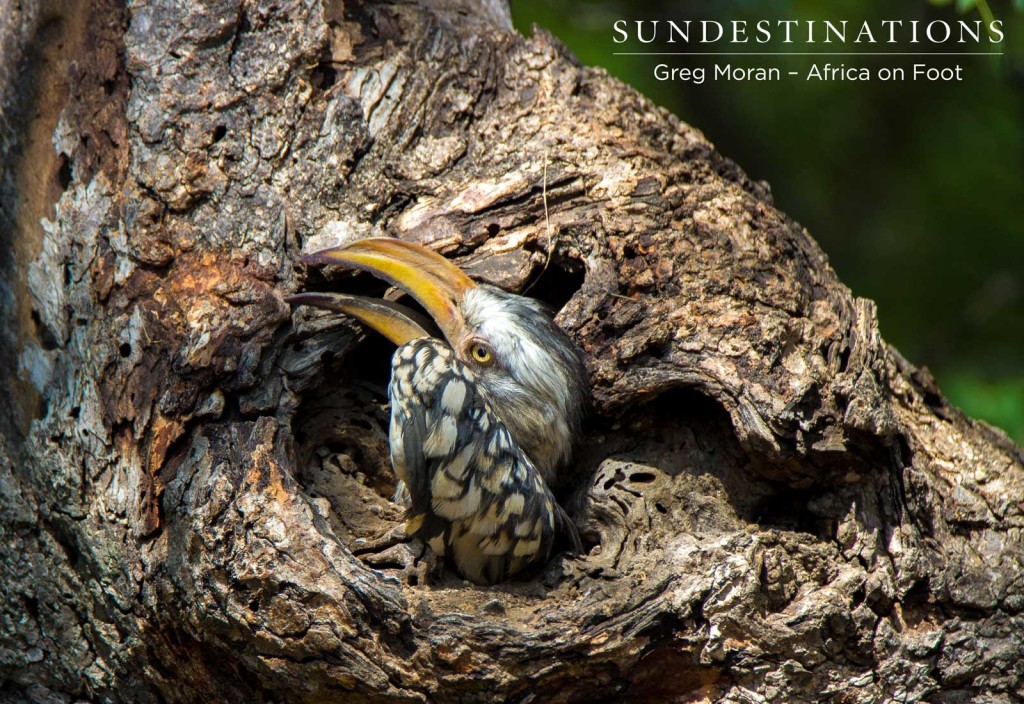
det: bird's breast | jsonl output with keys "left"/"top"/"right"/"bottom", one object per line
{"left": 386, "top": 338, "right": 568, "bottom": 584}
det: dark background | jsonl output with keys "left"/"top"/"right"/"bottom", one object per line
{"left": 512, "top": 0, "right": 1024, "bottom": 442}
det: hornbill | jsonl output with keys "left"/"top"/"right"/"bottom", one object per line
{"left": 289, "top": 238, "right": 587, "bottom": 584}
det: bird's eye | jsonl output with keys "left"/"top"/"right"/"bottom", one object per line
{"left": 470, "top": 342, "right": 494, "bottom": 365}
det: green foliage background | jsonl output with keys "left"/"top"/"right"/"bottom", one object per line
{"left": 512, "top": 0, "right": 1024, "bottom": 443}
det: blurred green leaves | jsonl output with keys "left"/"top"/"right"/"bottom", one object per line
{"left": 928, "top": 0, "right": 999, "bottom": 31}
{"left": 944, "top": 373, "right": 1024, "bottom": 442}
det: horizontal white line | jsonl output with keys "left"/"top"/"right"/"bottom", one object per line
{"left": 613, "top": 52, "right": 1004, "bottom": 56}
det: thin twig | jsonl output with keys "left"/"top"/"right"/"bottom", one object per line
{"left": 525, "top": 151, "right": 554, "bottom": 294}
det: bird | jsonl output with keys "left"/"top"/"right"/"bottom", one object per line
{"left": 288, "top": 238, "right": 588, "bottom": 584}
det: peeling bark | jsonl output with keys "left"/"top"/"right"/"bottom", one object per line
{"left": 2, "top": 0, "right": 1023, "bottom": 702}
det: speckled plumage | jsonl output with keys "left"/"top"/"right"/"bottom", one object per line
{"left": 292, "top": 238, "right": 588, "bottom": 584}
{"left": 390, "top": 337, "right": 578, "bottom": 584}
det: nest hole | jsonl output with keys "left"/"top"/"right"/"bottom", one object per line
{"left": 288, "top": 246, "right": 588, "bottom": 585}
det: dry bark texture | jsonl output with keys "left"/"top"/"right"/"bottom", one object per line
{"left": 2, "top": 0, "right": 1023, "bottom": 702}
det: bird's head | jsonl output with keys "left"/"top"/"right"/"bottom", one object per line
{"left": 288, "top": 238, "right": 588, "bottom": 479}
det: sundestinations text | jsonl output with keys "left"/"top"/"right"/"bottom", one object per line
{"left": 614, "top": 19, "right": 1004, "bottom": 45}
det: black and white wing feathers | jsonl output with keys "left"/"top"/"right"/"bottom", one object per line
{"left": 388, "top": 338, "right": 578, "bottom": 584}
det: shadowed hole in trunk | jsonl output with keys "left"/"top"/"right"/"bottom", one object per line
{"left": 569, "top": 387, "right": 842, "bottom": 564}
{"left": 521, "top": 249, "right": 587, "bottom": 313}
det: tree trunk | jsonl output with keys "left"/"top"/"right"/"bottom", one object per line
{"left": 2, "top": 1, "right": 1022, "bottom": 702}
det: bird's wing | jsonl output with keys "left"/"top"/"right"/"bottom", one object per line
{"left": 388, "top": 337, "right": 575, "bottom": 583}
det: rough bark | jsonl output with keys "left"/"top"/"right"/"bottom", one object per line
{"left": 2, "top": 0, "right": 1022, "bottom": 702}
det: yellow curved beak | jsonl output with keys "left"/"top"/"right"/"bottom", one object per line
{"left": 285, "top": 292, "right": 435, "bottom": 346}
{"left": 296, "top": 238, "right": 476, "bottom": 344}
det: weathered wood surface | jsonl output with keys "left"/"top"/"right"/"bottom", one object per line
{"left": 2, "top": 0, "right": 1022, "bottom": 702}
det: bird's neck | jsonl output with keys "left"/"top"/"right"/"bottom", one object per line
{"left": 488, "top": 396, "right": 572, "bottom": 485}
